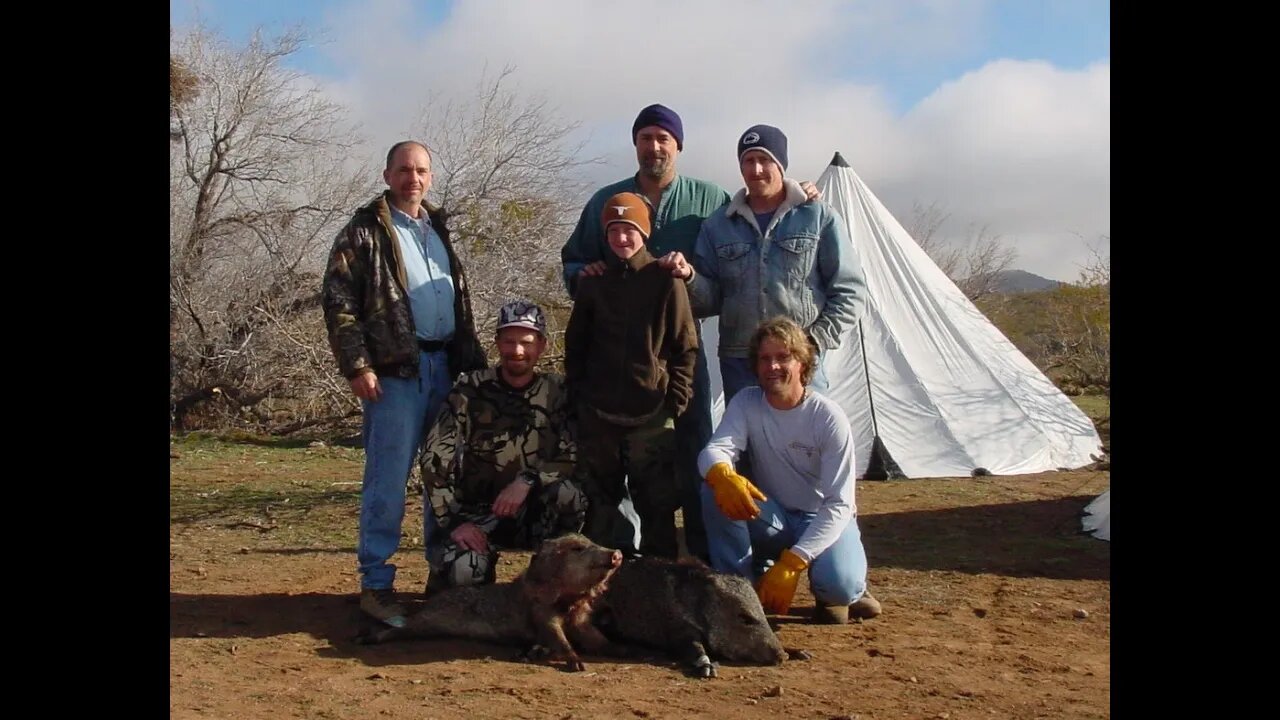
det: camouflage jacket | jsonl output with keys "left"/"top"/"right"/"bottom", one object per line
{"left": 321, "top": 192, "right": 487, "bottom": 380}
{"left": 423, "top": 369, "right": 578, "bottom": 532}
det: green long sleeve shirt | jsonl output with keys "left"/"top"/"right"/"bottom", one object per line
{"left": 560, "top": 173, "right": 731, "bottom": 297}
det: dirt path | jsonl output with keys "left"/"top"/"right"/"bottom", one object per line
{"left": 170, "top": 443, "right": 1109, "bottom": 719}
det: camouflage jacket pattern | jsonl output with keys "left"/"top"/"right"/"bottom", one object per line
{"left": 423, "top": 369, "right": 578, "bottom": 532}
{"left": 321, "top": 192, "right": 487, "bottom": 380}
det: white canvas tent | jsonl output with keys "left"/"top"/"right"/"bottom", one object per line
{"left": 1081, "top": 489, "right": 1110, "bottom": 541}
{"left": 705, "top": 152, "right": 1103, "bottom": 479}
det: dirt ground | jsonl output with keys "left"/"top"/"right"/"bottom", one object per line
{"left": 170, "top": 440, "right": 1109, "bottom": 719}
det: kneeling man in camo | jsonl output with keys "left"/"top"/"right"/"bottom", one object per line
{"left": 699, "top": 317, "right": 881, "bottom": 624}
{"left": 421, "top": 300, "right": 587, "bottom": 590}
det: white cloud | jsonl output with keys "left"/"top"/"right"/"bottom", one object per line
{"left": 888, "top": 59, "right": 1111, "bottom": 280}
{"left": 267, "top": 0, "right": 1107, "bottom": 281}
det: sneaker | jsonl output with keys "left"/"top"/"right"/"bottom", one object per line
{"left": 360, "top": 588, "right": 407, "bottom": 628}
{"left": 849, "top": 591, "right": 882, "bottom": 620}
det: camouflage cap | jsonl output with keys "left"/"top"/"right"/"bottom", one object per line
{"left": 496, "top": 299, "right": 547, "bottom": 336}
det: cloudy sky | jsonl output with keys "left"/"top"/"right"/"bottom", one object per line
{"left": 171, "top": 0, "right": 1109, "bottom": 282}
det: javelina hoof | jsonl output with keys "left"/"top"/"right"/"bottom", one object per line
{"left": 520, "top": 644, "right": 551, "bottom": 662}
{"left": 686, "top": 654, "right": 719, "bottom": 679}
{"left": 785, "top": 648, "right": 812, "bottom": 661}
{"left": 521, "top": 644, "right": 586, "bottom": 672}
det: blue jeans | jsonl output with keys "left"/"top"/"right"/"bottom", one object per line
{"left": 700, "top": 485, "right": 869, "bottom": 606}
{"left": 675, "top": 328, "right": 714, "bottom": 560}
{"left": 358, "top": 349, "right": 452, "bottom": 590}
{"left": 719, "top": 353, "right": 830, "bottom": 406}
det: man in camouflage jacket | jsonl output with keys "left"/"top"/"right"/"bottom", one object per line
{"left": 421, "top": 300, "right": 586, "bottom": 588}
{"left": 321, "top": 141, "right": 486, "bottom": 627}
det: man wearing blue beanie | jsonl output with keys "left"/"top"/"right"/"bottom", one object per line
{"left": 631, "top": 103, "right": 685, "bottom": 151}
{"left": 559, "top": 103, "right": 725, "bottom": 561}
{"left": 667, "top": 123, "right": 867, "bottom": 404}
{"left": 662, "top": 123, "right": 871, "bottom": 623}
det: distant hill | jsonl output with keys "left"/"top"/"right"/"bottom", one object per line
{"left": 992, "top": 269, "right": 1063, "bottom": 294}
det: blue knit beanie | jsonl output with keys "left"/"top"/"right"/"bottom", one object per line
{"left": 632, "top": 104, "right": 684, "bottom": 151}
{"left": 737, "top": 124, "right": 788, "bottom": 172}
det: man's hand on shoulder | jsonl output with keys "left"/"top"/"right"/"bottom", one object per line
{"left": 657, "top": 251, "right": 694, "bottom": 281}
{"left": 577, "top": 261, "right": 607, "bottom": 279}
{"left": 800, "top": 180, "right": 822, "bottom": 202}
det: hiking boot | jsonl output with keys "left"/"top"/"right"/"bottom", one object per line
{"left": 360, "top": 588, "right": 407, "bottom": 628}
{"left": 849, "top": 591, "right": 882, "bottom": 620}
{"left": 813, "top": 603, "right": 849, "bottom": 624}
{"left": 424, "top": 572, "right": 449, "bottom": 595}
{"left": 813, "top": 592, "right": 882, "bottom": 624}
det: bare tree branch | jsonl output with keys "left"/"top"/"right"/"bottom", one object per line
{"left": 906, "top": 201, "right": 1016, "bottom": 301}
{"left": 170, "top": 25, "right": 376, "bottom": 432}
{"left": 417, "top": 66, "right": 604, "bottom": 330}
{"left": 170, "top": 52, "right": 601, "bottom": 434}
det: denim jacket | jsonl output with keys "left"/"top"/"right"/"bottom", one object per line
{"left": 686, "top": 179, "right": 866, "bottom": 357}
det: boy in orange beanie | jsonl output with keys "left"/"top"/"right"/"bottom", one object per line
{"left": 564, "top": 192, "right": 698, "bottom": 559}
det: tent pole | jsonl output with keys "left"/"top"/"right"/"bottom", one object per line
{"left": 858, "top": 321, "right": 880, "bottom": 437}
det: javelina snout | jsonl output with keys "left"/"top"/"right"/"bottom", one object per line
{"left": 598, "top": 558, "right": 788, "bottom": 677}
{"left": 523, "top": 533, "right": 623, "bottom": 603}
{"left": 520, "top": 533, "right": 625, "bottom": 671}
{"left": 360, "top": 533, "right": 623, "bottom": 674}
{"left": 706, "top": 574, "right": 788, "bottom": 665}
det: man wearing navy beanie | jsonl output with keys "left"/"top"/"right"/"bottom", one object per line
{"left": 670, "top": 122, "right": 867, "bottom": 404}
{"left": 736, "top": 124, "right": 788, "bottom": 173}
{"left": 559, "top": 104, "right": 728, "bottom": 561}
{"left": 663, "top": 122, "right": 870, "bottom": 623}
{"left": 631, "top": 103, "right": 684, "bottom": 151}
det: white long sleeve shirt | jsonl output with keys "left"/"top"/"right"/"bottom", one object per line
{"left": 698, "top": 387, "right": 857, "bottom": 563}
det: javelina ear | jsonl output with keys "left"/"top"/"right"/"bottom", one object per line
{"left": 522, "top": 547, "right": 563, "bottom": 606}
{"left": 694, "top": 574, "right": 720, "bottom": 631}
{"left": 525, "top": 545, "right": 556, "bottom": 583}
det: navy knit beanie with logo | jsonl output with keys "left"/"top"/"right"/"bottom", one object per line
{"left": 737, "top": 124, "right": 788, "bottom": 172}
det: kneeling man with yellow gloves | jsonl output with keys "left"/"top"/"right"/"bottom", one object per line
{"left": 698, "top": 317, "right": 880, "bottom": 624}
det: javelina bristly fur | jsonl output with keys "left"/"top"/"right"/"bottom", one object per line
{"left": 596, "top": 557, "right": 790, "bottom": 678}
{"left": 359, "top": 533, "right": 623, "bottom": 671}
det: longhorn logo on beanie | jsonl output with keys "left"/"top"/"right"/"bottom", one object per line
{"left": 601, "top": 192, "right": 652, "bottom": 238}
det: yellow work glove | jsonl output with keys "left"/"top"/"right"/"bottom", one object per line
{"left": 705, "top": 462, "right": 767, "bottom": 521}
{"left": 757, "top": 548, "right": 809, "bottom": 615}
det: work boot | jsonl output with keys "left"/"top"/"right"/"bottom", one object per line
{"left": 813, "top": 603, "right": 849, "bottom": 624}
{"left": 849, "top": 591, "right": 882, "bottom": 619}
{"left": 813, "top": 591, "right": 882, "bottom": 624}
{"left": 360, "top": 588, "right": 407, "bottom": 628}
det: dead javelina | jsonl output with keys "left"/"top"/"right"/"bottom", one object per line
{"left": 359, "top": 533, "right": 623, "bottom": 671}
{"left": 595, "top": 557, "right": 790, "bottom": 678}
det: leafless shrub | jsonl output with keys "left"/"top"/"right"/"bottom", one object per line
{"left": 169, "top": 25, "right": 376, "bottom": 432}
